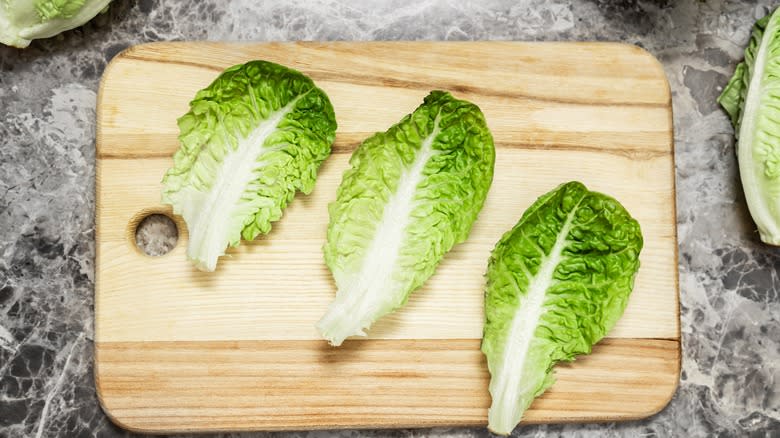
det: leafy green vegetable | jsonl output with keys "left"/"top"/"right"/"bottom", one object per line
{"left": 718, "top": 9, "right": 780, "bottom": 245}
{"left": 162, "top": 60, "right": 336, "bottom": 271}
{"left": 0, "top": 0, "right": 111, "bottom": 48}
{"left": 317, "top": 90, "right": 495, "bottom": 346}
{"left": 481, "top": 181, "right": 642, "bottom": 435}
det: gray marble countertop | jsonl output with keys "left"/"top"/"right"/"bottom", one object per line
{"left": 1, "top": 1, "right": 779, "bottom": 437}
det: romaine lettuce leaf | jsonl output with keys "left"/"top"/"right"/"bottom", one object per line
{"left": 0, "top": 0, "right": 111, "bottom": 48}
{"left": 718, "top": 13, "right": 769, "bottom": 130}
{"left": 482, "top": 181, "right": 642, "bottom": 435}
{"left": 717, "top": 9, "right": 780, "bottom": 244}
{"left": 162, "top": 60, "right": 336, "bottom": 271}
{"left": 317, "top": 90, "right": 495, "bottom": 346}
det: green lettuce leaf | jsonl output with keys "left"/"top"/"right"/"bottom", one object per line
{"left": 162, "top": 60, "right": 336, "bottom": 271}
{"left": 718, "top": 13, "right": 770, "bottom": 130}
{"left": 719, "top": 62, "right": 747, "bottom": 128}
{"left": 0, "top": 0, "right": 111, "bottom": 48}
{"left": 481, "top": 181, "right": 642, "bottom": 435}
{"left": 317, "top": 90, "right": 495, "bottom": 346}
{"left": 717, "top": 9, "right": 780, "bottom": 244}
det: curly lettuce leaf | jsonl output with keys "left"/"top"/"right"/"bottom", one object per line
{"left": 717, "top": 9, "right": 780, "bottom": 244}
{"left": 482, "top": 181, "right": 642, "bottom": 435}
{"left": 162, "top": 60, "right": 336, "bottom": 271}
{"left": 0, "top": 0, "right": 111, "bottom": 48}
{"left": 719, "top": 62, "right": 747, "bottom": 129}
{"left": 718, "top": 13, "right": 770, "bottom": 130}
{"left": 317, "top": 90, "right": 495, "bottom": 346}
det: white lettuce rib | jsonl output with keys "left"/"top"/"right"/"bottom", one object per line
{"left": 176, "top": 99, "right": 296, "bottom": 272}
{"left": 317, "top": 116, "right": 442, "bottom": 346}
{"left": 738, "top": 13, "right": 780, "bottom": 244}
{"left": 487, "top": 205, "right": 578, "bottom": 435}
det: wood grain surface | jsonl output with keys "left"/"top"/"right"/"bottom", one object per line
{"left": 95, "top": 41, "right": 680, "bottom": 433}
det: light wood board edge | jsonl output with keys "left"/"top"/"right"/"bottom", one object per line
{"left": 93, "top": 338, "right": 681, "bottom": 434}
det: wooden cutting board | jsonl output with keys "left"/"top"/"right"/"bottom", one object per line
{"left": 94, "top": 41, "right": 680, "bottom": 433}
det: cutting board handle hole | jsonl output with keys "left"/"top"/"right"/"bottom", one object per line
{"left": 131, "top": 211, "right": 179, "bottom": 257}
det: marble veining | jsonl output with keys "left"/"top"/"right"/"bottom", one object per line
{"left": 1, "top": 0, "right": 779, "bottom": 437}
